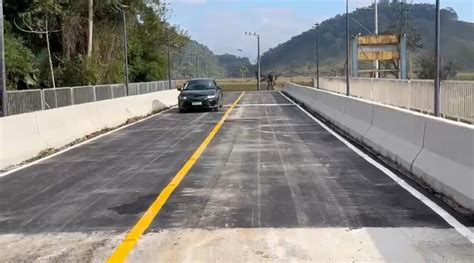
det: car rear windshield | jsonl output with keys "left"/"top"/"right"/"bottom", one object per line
{"left": 184, "top": 80, "right": 215, "bottom": 90}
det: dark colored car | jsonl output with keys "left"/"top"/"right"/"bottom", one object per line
{"left": 178, "top": 78, "right": 223, "bottom": 113}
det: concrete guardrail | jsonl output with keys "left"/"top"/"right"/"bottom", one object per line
{"left": 0, "top": 90, "right": 179, "bottom": 171}
{"left": 284, "top": 83, "right": 474, "bottom": 211}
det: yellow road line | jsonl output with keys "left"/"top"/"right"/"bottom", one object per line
{"left": 107, "top": 92, "right": 246, "bottom": 263}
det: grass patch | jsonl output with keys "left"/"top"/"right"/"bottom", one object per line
{"left": 455, "top": 72, "right": 474, "bottom": 81}
{"left": 175, "top": 77, "right": 314, "bottom": 92}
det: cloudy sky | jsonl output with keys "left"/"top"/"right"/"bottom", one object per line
{"left": 168, "top": 0, "right": 474, "bottom": 61}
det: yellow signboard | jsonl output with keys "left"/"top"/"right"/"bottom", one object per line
{"left": 358, "top": 51, "right": 400, "bottom": 61}
{"left": 358, "top": 35, "right": 400, "bottom": 45}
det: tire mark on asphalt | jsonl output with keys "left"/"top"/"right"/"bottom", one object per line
{"left": 263, "top": 105, "right": 309, "bottom": 226}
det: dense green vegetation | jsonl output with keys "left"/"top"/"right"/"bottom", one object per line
{"left": 172, "top": 40, "right": 225, "bottom": 79}
{"left": 216, "top": 54, "right": 252, "bottom": 78}
{"left": 172, "top": 41, "right": 253, "bottom": 79}
{"left": 3, "top": 0, "right": 188, "bottom": 90}
{"left": 260, "top": 2, "right": 474, "bottom": 77}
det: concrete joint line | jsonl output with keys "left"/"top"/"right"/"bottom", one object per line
{"left": 34, "top": 113, "right": 50, "bottom": 148}
{"left": 410, "top": 120, "right": 427, "bottom": 173}
{"left": 363, "top": 106, "right": 375, "bottom": 138}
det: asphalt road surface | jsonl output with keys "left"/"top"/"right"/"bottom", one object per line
{"left": 0, "top": 91, "right": 472, "bottom": 262}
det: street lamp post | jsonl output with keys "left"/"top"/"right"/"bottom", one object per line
{"left": 162, "top": 18, "right": 172, "bottom": 90}
{"left": 167, "top": 30, "right": 172, "bottom": 89}
{"left": 0, "top": 0, "right": 7, "bottom": 116}
{"left": 374, "top": 0, "right": 379, "bottom": 78}
{"left": 346, "top": 0, "right": 350, "bottom": 96}
{"left": 121, "top": 6, "right": 130, "bottom": 96}
{"left": 314, "top": 23, "right": 320, "bottom": 89}
{"left": 245, "top": 32, "right": 261, "bottom": 91}
{"left": 434, "top": 0, "right": 441, "bottom": 116}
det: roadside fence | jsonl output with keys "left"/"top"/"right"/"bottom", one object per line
{"left": 316, "top": 77, "right": 474, "bottom": 123}
{"left": 5, "top": 81, "right": 174, "bottom": 116}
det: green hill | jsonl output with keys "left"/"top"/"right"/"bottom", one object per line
{"left": 260, "top": 2, "right": 474, "bottom": 74}
{"left": 216, "top": 54, "right": 252, "bottom": 78}
{"left": 173, "top": 41, "right": 253, "bottom": 79}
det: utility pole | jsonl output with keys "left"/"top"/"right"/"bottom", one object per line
{"left": 87, "top": 0, "right": 93, "bottom": 58}
{"left": 122, "top": 7, "right": 130, "bottom": 96}
{"left": 258, "top": 34, "right": 261, "bottom": 91}
{"left": 167, "top": 30, "right": 172, "bottom": 89}
{"left": 245, "top": 32, "right": 261, "bottom": 91}
{"left": 162, "top": 15, "right": 172, "bottom": 89}
{"left": 434, "top": 0, "right": 441, "bottom": 116}
{"left": 346, "top": 0, "right": 350, "bottom": 96}
{"left": 374, "top": 0, "right": 379, "bottom": 78}
{"left": 314, "top": 23, "right": 320, "bottom": 88}
{"left": 0, "top": 0, "right": 7, "bottom": 116}
{"left": 195, "top": 52, "right": 199, "bottom": 78}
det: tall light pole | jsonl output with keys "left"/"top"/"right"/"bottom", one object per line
{"left": 121, "top": 5, "right": 130, "bottom": 96}
{"left": 314, "top": 23, "right": 320, "bottom": 89}
{"left": 245, "top": 32, "right": 261, "bottom": 91}
{"left": 374, "top": 0, "right": 379, "bottom": 78}
{"left": 346, "top": 0, "right": 350, "bottom": 96}
{"left": 0, "top": 0, "right": 7, "bottom": 116}
{"left": 195, "top": 52, "right": 199, "bottom": 77}
{"left": 161, "top": 2, "right": 173, "bottom": 89}
{"left": 434, "top": 0, "right": 441, "bottom": 116}
{"left": 166, "top": 29, "right": 172, "bottom": 89}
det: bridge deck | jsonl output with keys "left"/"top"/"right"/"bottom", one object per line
{"left": 0, "top": 91, "right": 472, "bottom": 261}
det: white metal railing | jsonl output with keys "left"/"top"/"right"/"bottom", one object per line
{"left": 5, "top": 80, "right": 175, "bottom": 116}
{"left": 317, "top": 77, "right": 474, "bottom": 123}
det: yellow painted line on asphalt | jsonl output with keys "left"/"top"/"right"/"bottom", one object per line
{"left": 107, "top": 92, "right": 246, "bottom": 263}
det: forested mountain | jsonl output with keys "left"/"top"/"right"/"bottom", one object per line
{"left": 172, "top": 40, "right": 225, "bottom": 79}
{"left": 3, "top": 0, "right": 188, "bottom": 90}
{"left": 173, "top": 44, "right": 253, "bottom": 79}
{"left": 216, "top": 54, "right": 252, "bottom": 78}
{"left": 260, "top": 2, "right": 474, "bottom": 74}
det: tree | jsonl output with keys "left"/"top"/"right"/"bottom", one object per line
{"left": 4, "top": 22, "right": 37, "bottom": 90}
{"left": 4, "top": 0, "right": 190, "bottom": 89}
{"left": 416, "top": 55, "right": 461, "bottom": 80}
{"left": 14, "top": 0, "right": 63, "bottom": 88}
{"left": 86, "top": 0, "right": 93, "bottom": 58}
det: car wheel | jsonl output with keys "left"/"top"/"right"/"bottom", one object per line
{"left": 179, "top": 108, "right": 186, "bottom": 113}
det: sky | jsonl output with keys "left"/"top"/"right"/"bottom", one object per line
{"left": 167, "top": 0, "right": 474, "bottom": 61}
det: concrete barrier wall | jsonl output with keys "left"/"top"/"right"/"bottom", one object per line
{"left": 96, "top": 98, "right": 133, "bottom": 128}
{"left": 412, "top": 118, "right": 474, "bottom": 210}
{"left": 284, "top": 83, "right": 474, "bottom": 210}
{"left": 0, "top": 113, "right": 48, "bottom": 168}
{"left": 0, "top": 90, "right": 179, "bottom": 170}
{"left": 338, "top": 98, "right": 373, "bottom": 142}
{"left": 364, "top": 104, "right": 426, "bottom": 172}
{"left": 316, "top": 91, "right": 347, "bottom": 125}
{"left": 35, "top": 104, "right": 98, "bottom": 149}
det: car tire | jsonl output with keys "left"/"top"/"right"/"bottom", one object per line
{"left": 179, "top": 108, "right": 186, "bottom": 113}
